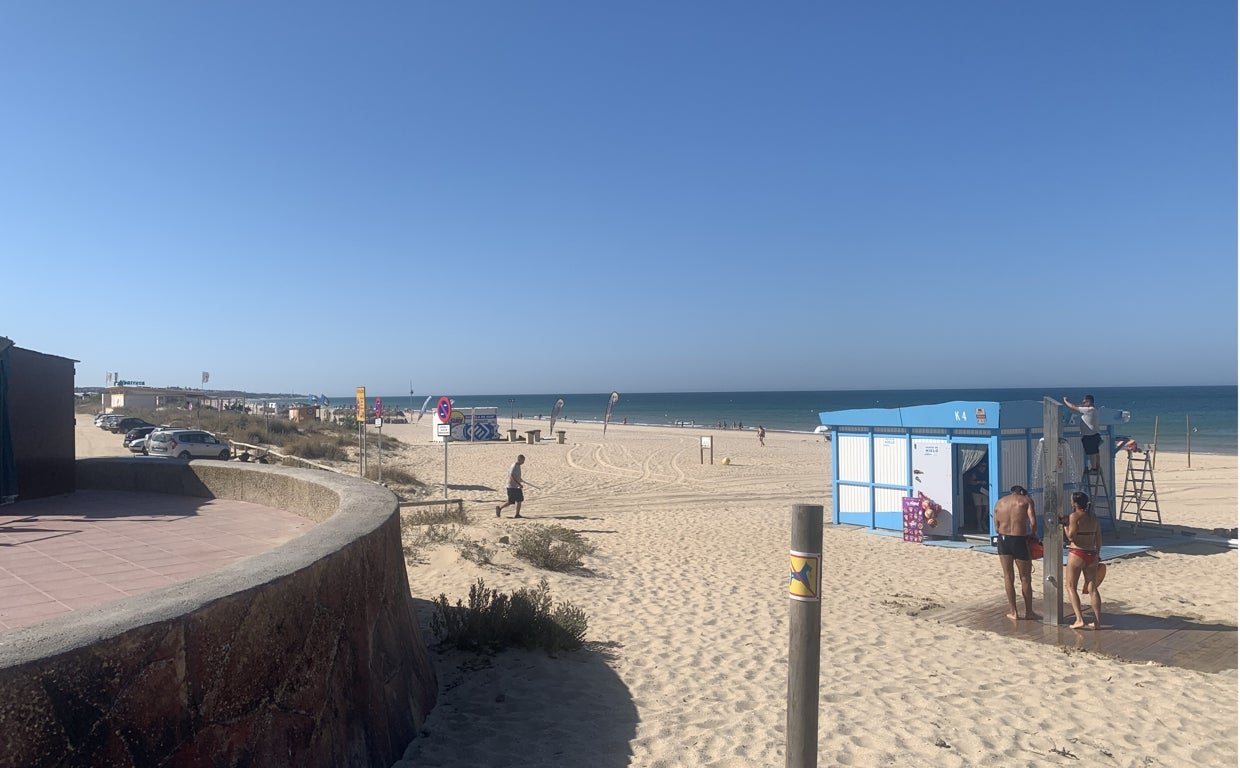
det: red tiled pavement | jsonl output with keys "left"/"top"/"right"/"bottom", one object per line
{"left": 0, "top": 489, "right": 314, "bottom": 632}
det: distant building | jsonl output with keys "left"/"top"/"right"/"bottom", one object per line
{"left": 103, "top": 386, "right": 211, "bottom": 412}
{"left": 1, "top": 337, "right": 77, "bottom": 502}
{"left": 288, "top": 405, "right": 319, "bottom": 423}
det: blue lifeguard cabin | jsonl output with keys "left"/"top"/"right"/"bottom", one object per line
{"left": 818, "top": 400, "right": 1130, "bottom": 539}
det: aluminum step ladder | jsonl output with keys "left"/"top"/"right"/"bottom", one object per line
{"left": 1118, "top": 449, "right": 1162, "bottom": 526}
{"left": 1081, "top": 467, "right": 1116, "bottom": 530}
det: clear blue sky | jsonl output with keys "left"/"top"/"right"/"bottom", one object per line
{"left": 3, "top": 2, "right": 1235, "bottom": 396}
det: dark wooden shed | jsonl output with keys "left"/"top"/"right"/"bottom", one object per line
{"left": 1, "top": 338, "right": 77, "bottom": 502}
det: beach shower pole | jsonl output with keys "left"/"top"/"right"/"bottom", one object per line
{"left": 1042, "top": 397, "right": 1065, "bottom": 626}
{"left": 787, "top": 503, "right": 822, "bottom": 768}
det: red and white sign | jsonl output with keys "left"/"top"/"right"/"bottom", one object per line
{"left": 437, "top": 397, "right": 452, "bottom": 424}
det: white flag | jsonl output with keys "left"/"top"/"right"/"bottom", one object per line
{"left": 549, "top": 398, "right": 565, "bottom": 435}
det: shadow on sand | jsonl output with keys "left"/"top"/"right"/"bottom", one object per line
{"left": 400, "top": 597, "right": 637, "bottom": 766}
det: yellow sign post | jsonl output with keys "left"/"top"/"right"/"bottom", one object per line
{"left": 356, "top": 387, "right": 367, "bottom": 477}
{"left": 787, "top": 504, "right": 823, "bottom": 767}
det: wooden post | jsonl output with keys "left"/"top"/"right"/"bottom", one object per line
{"left": 1186, "top": 415, "right": 1192, "bottom": 469}
{"left": 1042, "top": 397, "right": 1064, "bottom": 625}
{"left": 1152, "top": 416, "right": 1159, "bottom": 470}
{"left": 787, "top": 504, "right": 823, "bottom": 768}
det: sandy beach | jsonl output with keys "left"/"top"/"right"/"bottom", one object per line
{"left": 357, "top": 418, "right": 1236, "bottom": 767}
{"left": 73, "top": 414, "right": 1238, "bottom": 766}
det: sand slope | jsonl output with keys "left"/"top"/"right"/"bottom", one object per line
{"left": 374, "top": 419, "right": 1237, "bottom": 767}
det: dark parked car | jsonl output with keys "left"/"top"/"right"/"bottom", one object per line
{"left": 124, "top": 426, "right": 160, "bottom": 454}
{"left": 111, "top": 417, "right": 155, "bottom": 434}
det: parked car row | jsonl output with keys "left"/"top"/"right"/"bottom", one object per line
{"left": 97, "top": 414, "right": 231, "bottom": 460}
{"left": 94, "top": 413, "right": 155, "bottom": 434}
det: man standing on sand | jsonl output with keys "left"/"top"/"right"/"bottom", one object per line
{"left": 757, "top": 426, "right": 766, "bottom": 447}
{"left": 993, "top": 485, "right": 1040, "bottom": 621}
{"left": 1063, "top": 394, "right": 1102, "bottom": 472}
{"left": 496, "top": 454, "right": 525, "bottom": 518}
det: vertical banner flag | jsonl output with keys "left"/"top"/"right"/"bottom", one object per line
{"left": 309, "top": 394, "right": 319, "bottom": 405}
{"left": 320, "top": 394, "right": 330, "bottom": 406}
{"left": 202, "top": 371, "right": 209, "bottom": 386}
{"left": 356, "top": 387, "right": 367, "bottom": 422}
{"left": 416, "top": 394, "right": 433, "bottom": 423}
{"left": 603, "top": 391, "right": 620, "bottom": 435}
{"left": 548, "top": 398, "right": 565, "bottom": 436}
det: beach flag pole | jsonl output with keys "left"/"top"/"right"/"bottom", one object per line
{"left": 787, "top": 503, "right": 823, "bottom": 768}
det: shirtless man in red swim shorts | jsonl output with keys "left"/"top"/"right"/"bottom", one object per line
{"left": 993, "top": 485, "right": 1040, "bottom": 621}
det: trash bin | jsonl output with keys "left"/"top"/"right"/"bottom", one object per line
{"left": 507, "top": 428, "right": 519, "bottom": 442}
{"left": 556, "top": 430, "right": 567, "bottom": 444}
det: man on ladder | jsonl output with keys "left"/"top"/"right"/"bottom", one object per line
{"left": 1064, "top": 393, "right": 1117, "bottom": 531}
{"left": 1063, "top": 394, "right": 1102, "bottom": 473}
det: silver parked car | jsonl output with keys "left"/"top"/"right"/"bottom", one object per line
{"left": 146, "top": 429, "right": 231, "bottom": 460}
{"left": 98, "top": 414, "right": 126, "bottom": 430}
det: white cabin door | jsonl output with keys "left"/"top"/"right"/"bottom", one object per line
{"left": 911, "top": 438, "right": 953, "bottom": 535}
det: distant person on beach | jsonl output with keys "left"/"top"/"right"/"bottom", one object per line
{"left": 1064, "top": 490, "right": 1103, "bottom": 629}
{"left": 757, "top": 426, "right": 766, "bottom": 446}
{"left": 965, "top": 462, "right": 989, "bottom": 532}
{"left": 496, "top": 454, "right": 526, "bottom": 519}
{"left": 1063, "top": 394, "right": 1102, "bottom": 472}
{"left": 993, "top": 485, "right": 1040, "bottom": 621}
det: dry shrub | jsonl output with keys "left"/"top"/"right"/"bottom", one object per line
{"left": 456, "top": 537, "right": 495, "bottom": 565}
{"left": 512, "top": 524, "right": 596, "bottom": 571}
{"left": 404, "top": 504, "right": 468, "bottom": 526}
{"left": 282, "top": 435, "right": 348, "bottom": 461}
{"left": 364, "top": 465, "right": 420, "bottom": 487}
{"left": 430, "top": 578, "right": 588, "bottom": 654}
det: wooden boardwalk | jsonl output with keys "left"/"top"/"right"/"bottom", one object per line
{"left": 928, "top": 602, "right": 1237, "bottom": 674}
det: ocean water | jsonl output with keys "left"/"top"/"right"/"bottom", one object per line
{"left": 329, "top": 386, "right": 1237, "bottom": 456}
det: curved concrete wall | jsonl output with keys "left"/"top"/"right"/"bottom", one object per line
{"left": 0, "top": 458, "right": 437, "bottom": 768}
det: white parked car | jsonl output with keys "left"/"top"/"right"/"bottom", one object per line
{"left": 146, "top": 429, "right": 231, "bottom": 460}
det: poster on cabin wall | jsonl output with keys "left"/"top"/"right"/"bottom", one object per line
{"left": 911, "top": 438, "right": 953, "bottom": 537}
{"left": 902, "top": 497, "right": 924, "bottom": 542}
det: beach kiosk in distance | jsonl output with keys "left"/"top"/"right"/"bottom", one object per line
{"left": 818, "top": 400, "right": 1130, "bottom": 540}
